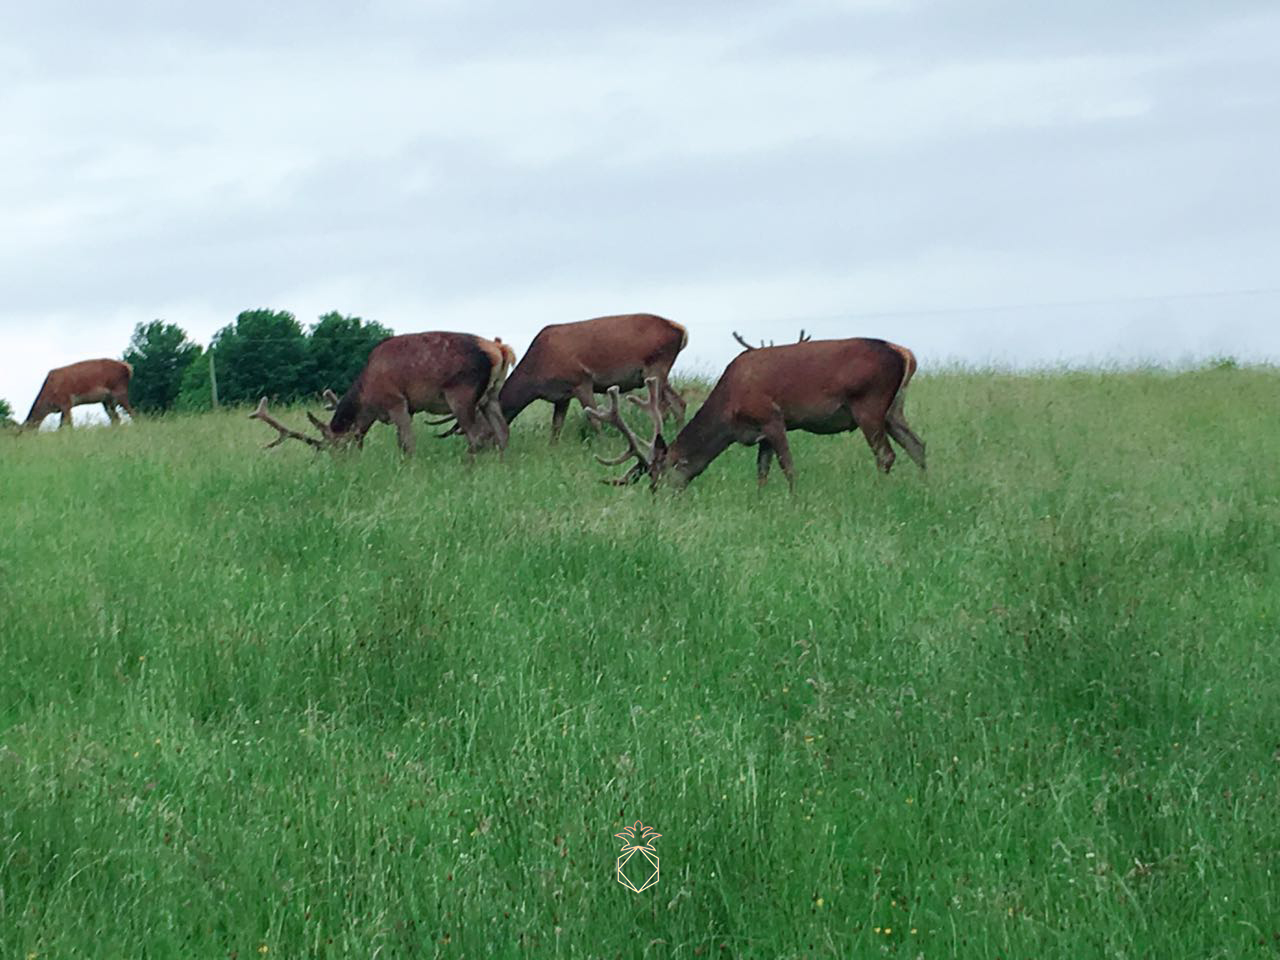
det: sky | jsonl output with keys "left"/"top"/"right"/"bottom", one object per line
{"left": 3, "top": 0, "right": 1279, "bottom": 421}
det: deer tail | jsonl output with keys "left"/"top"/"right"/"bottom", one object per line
{"left": 670, "top": 319, "right": 689, "bottom": 351}
{"left": 886, "top": 343, "right": 917, "bottom": 413}
{"left": 477, "top": 337, "right": 515, "bottom": 411}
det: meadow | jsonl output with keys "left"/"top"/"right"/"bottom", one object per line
{"left": 2, "top": 366, "right": 1278, "bottom": 958}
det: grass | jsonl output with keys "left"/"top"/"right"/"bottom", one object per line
{"left": 2, "top": 366, "right": 1279, "bottom": 958}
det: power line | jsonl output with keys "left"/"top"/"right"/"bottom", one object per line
{"left": 754, "top": 285, "right": 1280, "bottom": 329}
{"left": 149, "top": 284, "right": 1280, "bottom": 346}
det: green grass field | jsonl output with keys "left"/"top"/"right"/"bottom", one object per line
{"left": 2, "top": 367, "right": 1278, "bottom": 958}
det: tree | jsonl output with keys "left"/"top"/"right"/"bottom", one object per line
{"left": 174, "top": 346, "right": 212, "bottom": 411}
{"left": 0, "top": 397, "right": 13, "bottom": 427}
{"left": 210, "top": 309, "right": 309, "bottom": 405}
{"left": 306, "top": 312, "right": 393, "bottom": 396}
{"left": 123, "top": 320, "right": 201, "bottom": 413}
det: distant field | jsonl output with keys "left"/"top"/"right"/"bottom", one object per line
{"left": 2, "top": 367, "right": 1278, "bottom": 958}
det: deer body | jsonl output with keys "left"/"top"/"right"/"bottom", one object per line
{"left": 666, "top": 338, "right": 923, "bottom": 488}
{"left": 252, "top": 332, "right": 513, "bottom": 456}
{"left": 499, "top": 313, "right": 688, "bottom": 442}
{"left": 587, "top": 337, "right": 926, "bottom": 491}
{"left": 24, "top": 358, "right": 135, "bottom": 429}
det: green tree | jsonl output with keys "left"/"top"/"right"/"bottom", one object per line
{"left": 306, "top": 312, "right": 393, "bottom": 396}
{"left": 211, "top": 309, "right": 308, "bottom": 405}
{"left": 173, "top": 346, "right": 212, "bottom": 411}
{"left": 0, "top": 397, "right": 13, "bottom": 427}
{"left": 123, "top": 320, "right": 201, "bottom": 413}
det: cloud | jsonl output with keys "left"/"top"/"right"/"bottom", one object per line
{"left": 1, "top": 1, "right": 1278, "bottom": 413}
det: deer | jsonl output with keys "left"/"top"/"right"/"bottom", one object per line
{"left": 490, "top": 313, "right": 688, "bottom": 443}
{"left": 585, "top": 336, "right": 926, "bottom": 491}
{"left": 249, "top": 332, "right": 513, "bottom": 456}
{"left": 22, "top": 358, "right": 136, "bottom": 429}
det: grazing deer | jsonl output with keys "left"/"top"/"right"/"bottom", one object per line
{"left": 586, "top": 337, "right": 925, "bottom": 491}
{"left": 23, "top": 358, "right": 136, "bottom": 429}
{"left": 250, "top": 332, "right": 513, "bottom": 456}
{"left": 496, "top": 313, "right": 688, "bottom": 443}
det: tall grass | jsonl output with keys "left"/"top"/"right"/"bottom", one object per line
{"left": 2, "top": 367, "right": 1278, "bottom": 957}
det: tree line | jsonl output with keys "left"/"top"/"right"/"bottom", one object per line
{"left": 123, "top": 309, "right": 393, "bottom": 413}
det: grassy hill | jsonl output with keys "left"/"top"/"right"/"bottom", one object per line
{"left": 2, "top": 367, "right": 1278, "bottom": 957}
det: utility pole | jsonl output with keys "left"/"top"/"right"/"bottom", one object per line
{"left": 209, "top": 351, "right": 220, "bottom": 409}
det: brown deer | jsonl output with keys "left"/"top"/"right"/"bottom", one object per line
{"left": 250, "top": 332, "right": 513, "bottom": 456}
{"left": 586, "top": 337, "right": 925, "bottom": 491}
{"left": 496, "top": 313, "right": 688, "bottom": 442}
{"left": 23, "top": 358, "right": 136, "bottom": 429}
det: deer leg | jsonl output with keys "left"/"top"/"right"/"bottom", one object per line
{"left": 756, "top": 441, "right": 774, "bottom": 488}
{"left": 550, "top": 399, "right": 570, "bottom": 444}
{"left": 760, "top": 419, "right": 796, "bottom": 492}
{"left": 865, "top": 427, "right": 896, "bottom": 474}
{"left": 851, "top": 397, "right": 896, "bottom": 474}
{"left": 661, "top": 379, "right": 687, "bottom": 425}
{"left": 388, "top": 403, "right": 415, "bottom": 456}
{"left": 644, "top": 366, "right": 686, "bottom": 425}
{"left": 102, "top": 400, "right": 121, "bottom": 424}
{"left": 59, "top": 404, "right": 74, "bottom": 429}
{"left": 572, "top": 383, "right": 600, "bottom": 435}
{"left": 444, "top": 386, "right": 485, "bottom": 458}
{"left": 114, "top": 392, "right": 137, "bottom": 421}
{"left": 886, "top": 410, "right": 927, "bottom": 470}
{"left": 483, "top": 398, "right": 509, "bottom": 455}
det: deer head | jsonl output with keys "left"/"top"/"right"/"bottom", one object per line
{"left": 583, "top": 377, "right": 668, "bottom": 486}
{"left": 249, "top": 397, "right": 332, "bottom": 450}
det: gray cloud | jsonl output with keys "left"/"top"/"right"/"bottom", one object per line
{"left": 2, "top": 1, "right": 1278, "bottom": 414}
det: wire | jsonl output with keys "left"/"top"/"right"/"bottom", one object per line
{"left": 143, "top": 285, "right": 1280, "bottom": 345}
{"left": 752, "top": 285, "right": 1280, "bottom": 329}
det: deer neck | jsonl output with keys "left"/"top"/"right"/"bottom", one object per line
{"left": 497, "top": 367, "right": 539, "bottom": 424}
{"left": 665, "top": 397, "right": 735, "bottom": 486}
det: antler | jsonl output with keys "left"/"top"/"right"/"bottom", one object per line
{"left": 249, "top": 398, "right": 326, "bottom": 449}
{"left": 732, "top": 329, "right": 812, "bottom": 351}
{"left": 584, "top": 377, "right": 665, "bottom": 485}
{"left": 419, "top": 413, "right": 463, "bottom": 439}
{"left": 321, "top": 388, "right": 340, "bottom": 410}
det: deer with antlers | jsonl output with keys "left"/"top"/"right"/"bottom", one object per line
{"left": 586, "top": 336, "right": 925, "bottom": 491}
{"left": 250, "top": 332, "right": 513, "bottom": 456}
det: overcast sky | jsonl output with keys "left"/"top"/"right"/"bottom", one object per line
{"left": 3, "top": 0, "right": 1279, "bottom": 419}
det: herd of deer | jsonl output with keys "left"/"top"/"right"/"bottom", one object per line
{"left": 19, "top": 313, "right": 926, "bottom": 490}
